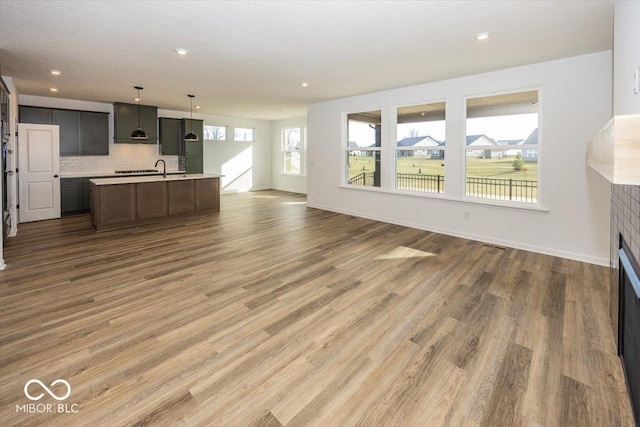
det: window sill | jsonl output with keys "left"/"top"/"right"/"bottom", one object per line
{"left": 339, "top": 184, "right": 549, "bottom": 213}
{"left": 281, "top": 172, "right": 306, "bottom": 177}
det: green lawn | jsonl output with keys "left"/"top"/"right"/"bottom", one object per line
{"left": 347, "top": 155, "right": 537, "bottom": 181}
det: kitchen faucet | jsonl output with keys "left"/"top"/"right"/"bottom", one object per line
{"left": 155, "top": 159, "right": 166, "bottom": 178}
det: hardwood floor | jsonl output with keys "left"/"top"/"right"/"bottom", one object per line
{"left": 0, "top": 190, "right": 634, "bottom": 426}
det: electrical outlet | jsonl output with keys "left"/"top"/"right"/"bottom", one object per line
{"left": 464, "top": 211, "right": 470, "bottom": 219}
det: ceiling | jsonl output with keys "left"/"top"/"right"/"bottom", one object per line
{"left": 0, "top": 1, "right": 613, "bottom": 120}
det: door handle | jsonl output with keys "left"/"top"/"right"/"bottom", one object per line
{"left": 54, "top": 174, "right": 59, "bottom": 178}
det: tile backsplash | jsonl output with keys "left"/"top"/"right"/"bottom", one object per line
{"left": 609, "top": 184, "right": 640, "bottom": 335}
{"left": 60, "top": 143, "right": 179, "bottom": 174}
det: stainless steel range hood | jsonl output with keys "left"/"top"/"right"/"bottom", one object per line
{"left": 587, "top": 114, "right": 640, "bottom": 185}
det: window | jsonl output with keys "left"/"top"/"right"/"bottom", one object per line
{"left": 282, "top": 127, "right": 302, "bottom": 174}
{"left": 346, "top": 110, "right": 381, "bottom": 187}
{"left": 204, "top": 125, "right": 227, "bottom": 141}
{"left": 396, "top": 101, "right": 446, "bottom": 193}
{"left": 234, "top": 127, "right": 254, "bottom": 142}
{"left": 465, "top": 90, "right": 539, "bottom": 203}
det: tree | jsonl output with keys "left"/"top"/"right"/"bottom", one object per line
{"left": 512, "top": 153, "right": 524, "bottom": 171}
{"left": 407, "top": 128, "right": 423, "bottom": 138}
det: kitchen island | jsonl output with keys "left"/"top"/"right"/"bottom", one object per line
{"left": 90, "top": 174, "right": 221, "bottom": 231}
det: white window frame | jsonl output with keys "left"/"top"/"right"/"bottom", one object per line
{"left": 344, "top": 110, "right": 382, "bottom": 188}
{"left": 282, "top": 127, "right": 304, "bottom": 175}
{"left": 204, "top": 125, "right": 227, "bottom": 141}
{"left": 394, "top": 100, "right": 447, "bottom": 195}
{"left": 234, "top": 127, "right": 254, "bottom": 142}
{"left": 462, "top": 88, "right": 541, "bottom": 207}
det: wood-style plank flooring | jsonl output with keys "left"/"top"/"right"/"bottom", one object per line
{"left": 0, "top": 190, "right": 634, "bottom": 426}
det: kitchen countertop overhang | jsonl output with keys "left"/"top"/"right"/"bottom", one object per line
{"left": 90, "top": 173, "right": 223, "bottom": 186}
{"left": 61, "top": 171, "right": 186, "bottom": 178}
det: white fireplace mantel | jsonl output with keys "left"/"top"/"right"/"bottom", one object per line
{"left": 587, "top": 114, "right": 640, "bottom": 185}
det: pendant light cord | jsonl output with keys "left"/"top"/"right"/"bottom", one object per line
{"left": 190, "top": 96, "right": 194, "bottom": 132}
{"left": 137, "top": 88, "right": 141, "bottom": 129}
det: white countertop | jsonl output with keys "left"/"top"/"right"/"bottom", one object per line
{"left": 61, "top": 171, "right": 186, "bottom": 178}
{"left": 90, "top": 173, "right": 222, "bottom": 185}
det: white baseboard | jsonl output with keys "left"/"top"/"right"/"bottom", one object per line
{"left": 307, "top": 202, "right": 609, "bottom": 267}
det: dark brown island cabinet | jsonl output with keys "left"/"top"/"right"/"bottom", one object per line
{"left": 90, "top": 174, "right": 221, "bottom": 231}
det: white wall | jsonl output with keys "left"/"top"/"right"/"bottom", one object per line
{"left": 271, "top": 116, "right": 307, "bottom": 194}
{"left": 307, "top": 51, "right": 613, "bottom": 265}
{"left": 614, "top": 0, "right": 640, "bottom": 115}
{"left": 157, "top": 108, "right": 272, "bottom": 193}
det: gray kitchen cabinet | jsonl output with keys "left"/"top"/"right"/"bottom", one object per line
{"left": 61, "top": 178, "right": 84, "bottom": 214}
{"left": 160, "top": 118, "right": 203, "bottom": 157}
{"left": 159, "top": 118, "right": 182, "bottom": 155}
{"left": 183, "top": 119, "right": 204, "bottom": 156}
{"left": 20, "top": 106, "right": 109, "bottom": 156}
{"left": 53, "top": 109, "right": 81, "bottom": 156}
{"left": 61, "top": 177, "right": 101, "bottom": 214}
{"left": 19, "top": 106, "right": 53, "bottom": 124}
{"left": 82, "top": 178, "right": 92, "bottom": 210}
{"left": 183, "top": 119, "right": 204, "bottom": 174}
{"left": 81, "top": 112, "right": 109, "bottom": 155}
{"left": 114, "top": 102, "right": 158, "bottom": 144}
{"left": 186, "top": 155, "right": 203, "bottom": 174}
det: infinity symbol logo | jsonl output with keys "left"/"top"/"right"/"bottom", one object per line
{"left": 24, "top": 379, "right": 71, "bottom": 401}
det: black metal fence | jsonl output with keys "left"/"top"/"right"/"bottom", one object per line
{"left": 348, "top": 172, "right": 537, "bottom": 203}
{"left": 397, "top": 173, "right": 444, "bottom": 193}
{"left": 466, "top": 177, "right": 537, "bottom": 202}
{"left": 348, "top": 172, "right": 376, "bottom": 186}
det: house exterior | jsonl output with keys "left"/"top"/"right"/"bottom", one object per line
{"left": 466, "top": 134, "right": 501, "bottom": 158}
{"left": 497, "top": 138, "right": 524, "bottom": 157}
{"left": 396, "top": 136, "right": 443, "bottom": 158}
{"left": 521, "top": 128, "right": 538, "bottom": 160}
{"left": 347, "top": 140, "right": 362, "bottom": 156}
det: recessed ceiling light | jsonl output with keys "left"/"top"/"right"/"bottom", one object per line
{"left": 50, "top": 70, "right": 62, "bottom": 76}
{"left": 195, "top": 105, "right": 201, "bottom": 109}
{"left": 134, "top": 97, "right": 141, "bottom": 102}
{"left": 175, "top": 48, "right": 189, "bottom": 55}
{"left": 50, "top": 88, "right": 58, "bottom": 92}
{"left": 475, "top": 32, "right": 490, "bottom": 41}
{"left": 301, "top": 82, "right": 309, "bottom": 87}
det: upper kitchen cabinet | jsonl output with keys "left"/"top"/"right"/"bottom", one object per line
{"left": 53, "top": 109, "right": 81, "bottom": 155}
{"left": 183, "top": 119, "right": 204, "bottom": 156}
{"left": 19, "top": 106, "right": 109, "bottom": 156}
{"left": 159, "top": 117, "right": 182, "bottom": 155}
{"left": 54, "top": 109, "right": 109, "bottom": 155}
{"left": 160, "top": 118, "right": 203, "bottom": 156}
{"left": 81, "top": 112, "right": 109, "bottom": 155}
{"left": 113, "top": 102, "right": 157, "bottom": 144}
{"left": 19, "top": 106, "right": 53, "bottom": 124}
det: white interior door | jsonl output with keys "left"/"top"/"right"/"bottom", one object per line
{"left": 18, "top": 124, "right": 60, "bottom": 222}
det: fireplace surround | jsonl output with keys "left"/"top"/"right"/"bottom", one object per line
{"left": 618, "top": 235, "right": 640, "bottom": 425}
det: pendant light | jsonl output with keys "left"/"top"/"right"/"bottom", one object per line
{"left": 130, "top": 86, "right": 148, "bottom": 140}
{"left": 184, "top": 94, "right": 199, "bottom": 142}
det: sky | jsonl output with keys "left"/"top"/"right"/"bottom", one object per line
{"left": 348, "top": 113, "right": 538, "bottom": 147}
